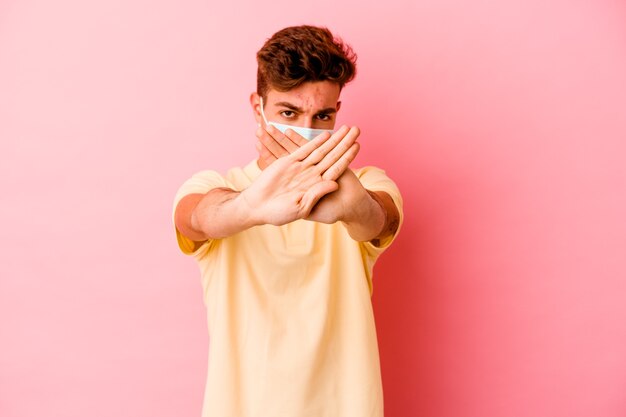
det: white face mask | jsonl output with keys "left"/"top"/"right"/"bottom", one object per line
{"left": 259, "top": 97, "right": 335, "bottom": 141}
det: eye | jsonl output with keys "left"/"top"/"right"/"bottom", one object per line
{"left": 316, "top": 113, "right": 332, "bottom": 121}
{"left": 280, "top": 110, "right": 296, "bottom": 118}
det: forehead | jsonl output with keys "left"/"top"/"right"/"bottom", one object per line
{"left": 267, "top": 81, "right": 341, "bottom": 110}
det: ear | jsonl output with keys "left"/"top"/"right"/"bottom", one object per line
{"left": 250, "top": 92, "right": 262, "bottom": 125}
{"left": 336, "top": 100, "right": 342, "bottom": 112}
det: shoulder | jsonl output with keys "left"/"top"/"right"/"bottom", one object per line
{"left": 173, "top": 170, "right": 227, "bottom": 202}
{"left": 353, "top": 165, "right": 404, "bottom": 254}
{"left": 353, "top": 166, "right": 402, "bottom": 198}
{"left": 171, "top": 169, "right": 233, "bottom": 225}
{"left": 353, "top": 165, "right": 391, "bottom": 181}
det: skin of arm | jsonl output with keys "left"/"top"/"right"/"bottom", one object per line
{"left": 175, "top": 188, "right": 255, "bottom": 241}
{"left": 362, "top": 189, "right": 400, "bottom": 245}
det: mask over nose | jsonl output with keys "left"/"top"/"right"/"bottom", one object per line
{"left": 259, "top": 97, "right": 335, "bottom": 141}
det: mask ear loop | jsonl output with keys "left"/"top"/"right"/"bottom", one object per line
{"left": 259, "top": 96, "right": 270, "bottom": 126}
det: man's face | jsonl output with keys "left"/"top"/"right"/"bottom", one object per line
{"left": 251, "top": 80, "right": 342, "bottom": 130}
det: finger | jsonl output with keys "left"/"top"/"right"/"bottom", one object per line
{"left": 305, "top": 126, "right": 358, "bottom": 170}
{"left": 257, "top": 140, "right": 277, "bottom": 165}
{"left": 322, "top": 142, "right": 360, "bottom": 181}
{"left": 298, "top": 125, "right": 351, "bottom": 166}
{"left": 298, "top": 180, "right": 339, "bottom": 217}
{"left": 290, "top": 130, "right": 334, "bottom": 161}
{"left": 267, "top": 125, "right": 301, "bottom": 153}
{"left": 256, "top": 127, "right": 289, "bottom": 158}
{"left": 284, "top": 128, "right": 311, "bottom": 148}
{"left": 315, "top": 126, "right": 360, "bottom": 173}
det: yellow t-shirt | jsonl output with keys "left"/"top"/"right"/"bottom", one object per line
{"left": 172, "top": 159, "right": 403, "bottom": 417}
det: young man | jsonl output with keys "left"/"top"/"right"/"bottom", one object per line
{"left": 173, "top": 25, "right": 403, "bottom": 417}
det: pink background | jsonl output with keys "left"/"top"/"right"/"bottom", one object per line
{"left": 1, "top": 0, "right": 625, "bottom": 416}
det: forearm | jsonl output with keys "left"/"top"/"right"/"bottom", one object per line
{"left": 341, "top": 190, "right": 399, "bottom": 243}
{"left": 189, "top": 188, "right": 259, "bottom": 240}
{"left": 340, "top": 190, "right": 385, "bottom": 242}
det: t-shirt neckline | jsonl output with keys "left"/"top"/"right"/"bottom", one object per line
{"left": 243, "top": 158, "right": 263, "bottom": 181}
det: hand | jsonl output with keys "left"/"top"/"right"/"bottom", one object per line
{"left": 255, "top": 125, "right": 395, "bottom": 241}
{"left": 255, "top": 123, "right": 317, "bottom": 169}
{"left": 305, "top": 168, "right": 370, "bottom": 224}
{"left": 256, "top": 124, "right": 369, "bottom": 224}
{"left": 241, "top": 126, "right": 360, "bottom": 226}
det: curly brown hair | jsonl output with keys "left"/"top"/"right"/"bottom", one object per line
{"left": 256, "top": 25, "right": 357, "bottom": 100}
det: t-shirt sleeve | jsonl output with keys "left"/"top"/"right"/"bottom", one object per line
{"left": 171, "top": 170, "right": 231, "bottom": 256}
{"left": 354, "top": 166, "right": 404, "bottom": 262}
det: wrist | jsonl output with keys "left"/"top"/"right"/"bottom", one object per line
{"left": 365, "top": 190, "right": 387, "bottom": 239}
{"left": 236, "top": 189, "right": 263, "bottom": 228}
{"left": 339, "top": 190, "right": 385, "bottom": 242}
{"left": 342, "top": 189, "right": 382, "bottom": 226}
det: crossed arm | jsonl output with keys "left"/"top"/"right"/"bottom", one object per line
{"left": 175, "top": 125, "right": 400, "bottom": 244}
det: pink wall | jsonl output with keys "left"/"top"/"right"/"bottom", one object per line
{"left": 1, "top": 0, "right": 625, "bottom": 416}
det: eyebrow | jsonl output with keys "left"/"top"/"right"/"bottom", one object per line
{"left": 274, "top": 101, "right": 337, "bottom": 114}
